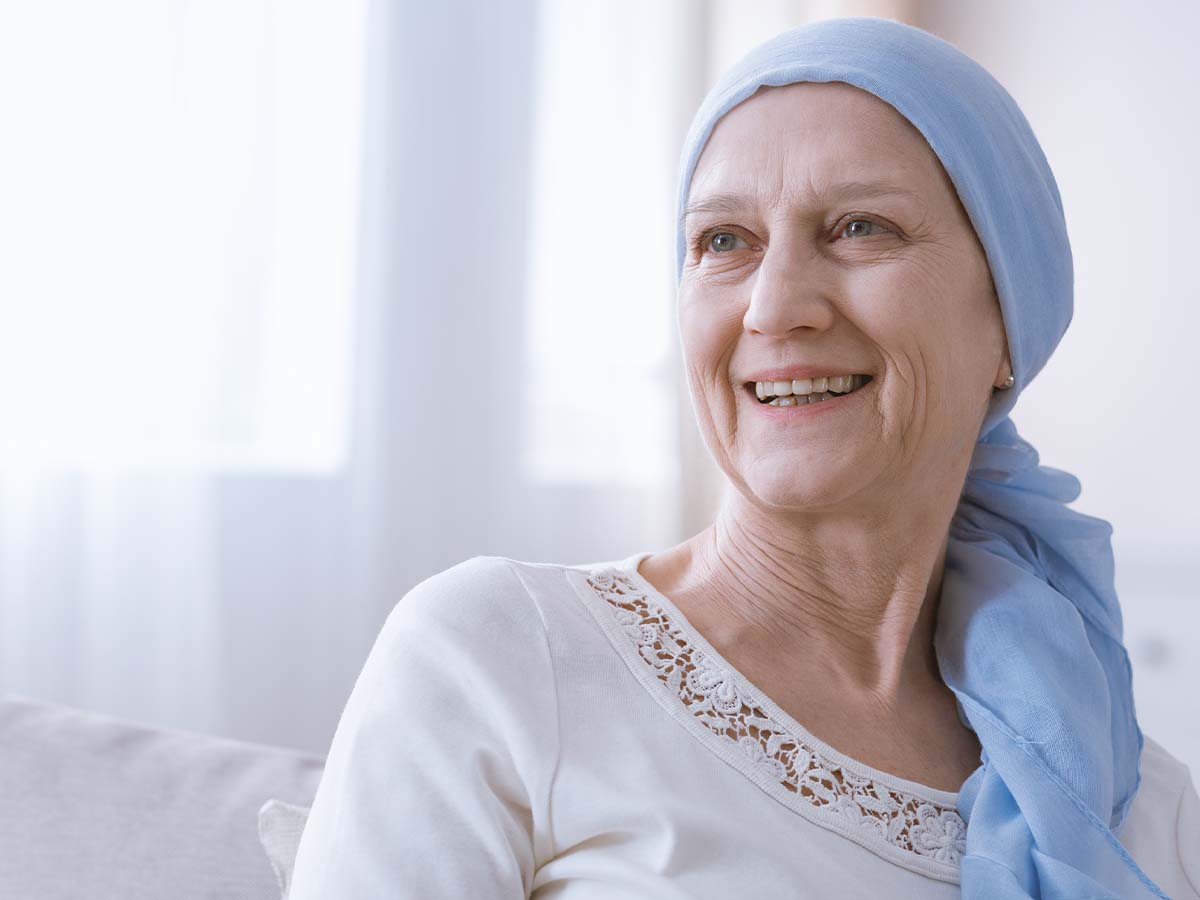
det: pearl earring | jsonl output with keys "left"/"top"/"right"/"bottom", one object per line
{"left": 996, "top": 374, "right": 1015, "bottom": 390}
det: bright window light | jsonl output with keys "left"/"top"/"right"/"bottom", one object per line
{"left": 0, "top": 1, "right": 366, "bottom": 473}
{"left": 522, "top": 0, "right": 681, "bottom": 487}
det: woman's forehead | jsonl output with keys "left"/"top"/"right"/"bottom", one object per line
{"left": 688, "top": 83, "right": 950, "bottom": 213}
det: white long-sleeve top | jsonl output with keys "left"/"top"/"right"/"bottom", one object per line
{"left": 288, "top": 552, "right": 1200, "bottom": 899}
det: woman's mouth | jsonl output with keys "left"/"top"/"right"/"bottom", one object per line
{"left": 746, "top": 374, "right": 874, "bottom": 407}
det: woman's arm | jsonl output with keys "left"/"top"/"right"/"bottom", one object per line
{"left": 288, "top": 556, "right": 560, "bottom": 899}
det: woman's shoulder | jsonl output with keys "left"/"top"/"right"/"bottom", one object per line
{"left": 1119, "top": 733, "right": 1200, "bottom": 898}
{"left": 1130, "top": 733, "right": 1196, "bottom": 815}
{"left": 383, "top": 555, "right": 542, "bottom": 639}
{"left": 397, "top": 553, "right": 613, "bottom": 606}
{"left": 382, "top": 553, "right": 618, "bottom": 643}
{"left": 399, "top": 554, "right": 530, "bottom": 608}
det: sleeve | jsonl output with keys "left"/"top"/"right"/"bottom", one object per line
{"left": 1178, "top": 769, "right": 1200, "bottom": 898}
{"left": 287, "top": 556, "right": 560, "bottom": 899}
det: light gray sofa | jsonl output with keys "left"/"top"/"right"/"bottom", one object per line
{"left": 0, "top": 695, "right": 323, "bottom": 900}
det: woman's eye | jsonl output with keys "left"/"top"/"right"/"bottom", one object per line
{"left": 841, "top": 217, "right": 890, "bottom": 239}
{"left": 706, "top": 231, "right": 743, "bottom": 253}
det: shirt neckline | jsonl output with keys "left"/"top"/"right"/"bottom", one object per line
{"left": 566, "top": 548, "right": 969, "bottom": 882}
{"left": 615, "top": 549, "right": 964, "bottom": 806}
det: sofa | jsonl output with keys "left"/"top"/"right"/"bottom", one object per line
{"left": 0, "top": 695, "right": 322, "bottom": 900}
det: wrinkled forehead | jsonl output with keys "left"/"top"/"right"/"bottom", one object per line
{"left": 693, "top": 81, "right": 927, "bottom": 170}
{"left": 685, "top": 81, "right": 953, "bottom": 219}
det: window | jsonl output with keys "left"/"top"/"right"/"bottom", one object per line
{"left": 522, "top": 1, "right": 685, "bottom": 487}
{"left": 0, "top": 1, "right": 366, "bottom": 473}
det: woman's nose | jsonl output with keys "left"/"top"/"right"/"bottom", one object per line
{"left": 742, "top": 239, "right": 837, "bottom": 337}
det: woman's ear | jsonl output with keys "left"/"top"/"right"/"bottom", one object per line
{"left": 994, "top": 353, "right": 1014, "bottom": 390}
{"left": 989, "top": 301, "right": 1012, "bottom": 390}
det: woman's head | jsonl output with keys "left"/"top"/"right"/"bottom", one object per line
{"left": 674, "top": 17, "right": 1074, "bottom": 455}
{"left": 679, "top": 79, "right": 1012, "bottom": 513}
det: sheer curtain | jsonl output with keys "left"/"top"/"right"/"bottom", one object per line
{"left": 0, "top": 0, "right": 698, "bottom": 752}
{"left": 0, "top": 0, "right": 366, "bottom": 748}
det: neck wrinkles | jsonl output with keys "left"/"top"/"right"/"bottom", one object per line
{"left": 680, "top": 489, "right": 959, "bottom": 710}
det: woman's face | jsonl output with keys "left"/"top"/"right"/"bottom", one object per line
{"left": 679, "top": 81, "right": 1010, "bottom": 513}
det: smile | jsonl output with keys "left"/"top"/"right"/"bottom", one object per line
{"left": 747, "top": 374, "right": 874, "bottom": 407}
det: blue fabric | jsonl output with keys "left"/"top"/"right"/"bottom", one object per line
{"left": 672, "top": 17, "right": 1164, "bottom": 899}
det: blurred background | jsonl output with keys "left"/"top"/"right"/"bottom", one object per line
{"left": 0, "top": 0, "right": 1196, "bottom": 775}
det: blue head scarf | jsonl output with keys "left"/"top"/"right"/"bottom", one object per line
{"left": 674, "top": 17, "right": 1161, "bottom": 899}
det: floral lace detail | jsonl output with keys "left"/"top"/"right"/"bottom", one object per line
{"left": 585, "top": 567, "right": 967, "bottom": 867}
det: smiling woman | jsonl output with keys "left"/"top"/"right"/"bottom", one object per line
{"left": 287, "top": 17, "right": 1200, "bottom": 900}
{"left": 677, "top": 81, "right": 1008, "bottom": 541}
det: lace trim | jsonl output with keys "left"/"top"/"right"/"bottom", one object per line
{"left": 584, "top": 566, "right": 967, "bottom": 869}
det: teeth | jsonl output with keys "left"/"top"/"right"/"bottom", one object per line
{"left": 755, "top": 373, "right": 869, "bottom": 402}
{"left": 768, "top": 391, "right": 834, "bottom": 406}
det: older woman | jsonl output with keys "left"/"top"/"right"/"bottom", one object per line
{"left": 289, "top": 17, "right": 1200, "bottom": 900}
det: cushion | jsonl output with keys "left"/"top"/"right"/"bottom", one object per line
{"left": 257, "top": 799, "right": 312, "bottom": 899}
{"left": 0, "top": 694, "right": 325, "bottom": 900}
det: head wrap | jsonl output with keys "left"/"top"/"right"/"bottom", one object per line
{"left": 673, "top": 17, "right": 1160, "bottom": 899}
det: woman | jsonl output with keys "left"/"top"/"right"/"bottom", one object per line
{"left": 289, "top": 17, "right": 1200, "bottom": 899}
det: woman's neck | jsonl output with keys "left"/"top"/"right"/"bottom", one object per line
{"left": 654, "top": 491, "right": 956, "bottom": 712}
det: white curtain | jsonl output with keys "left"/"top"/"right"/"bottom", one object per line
{"left": 0, "top": 0, "right": 702, "bottom": 753}
{"left": 0, "top": 0, "right": 367, "bottom": 748}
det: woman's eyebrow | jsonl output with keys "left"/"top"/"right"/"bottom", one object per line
{"left": 682, "top": 181, "right": 927, "bottom": 225}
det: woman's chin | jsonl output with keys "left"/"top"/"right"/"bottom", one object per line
{"left": 740, "top": 468, "right": 859, "bottom": 511}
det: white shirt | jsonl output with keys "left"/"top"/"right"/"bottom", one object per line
{"left": 288, "top": 552, "right": 1200, "bottom": 899}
